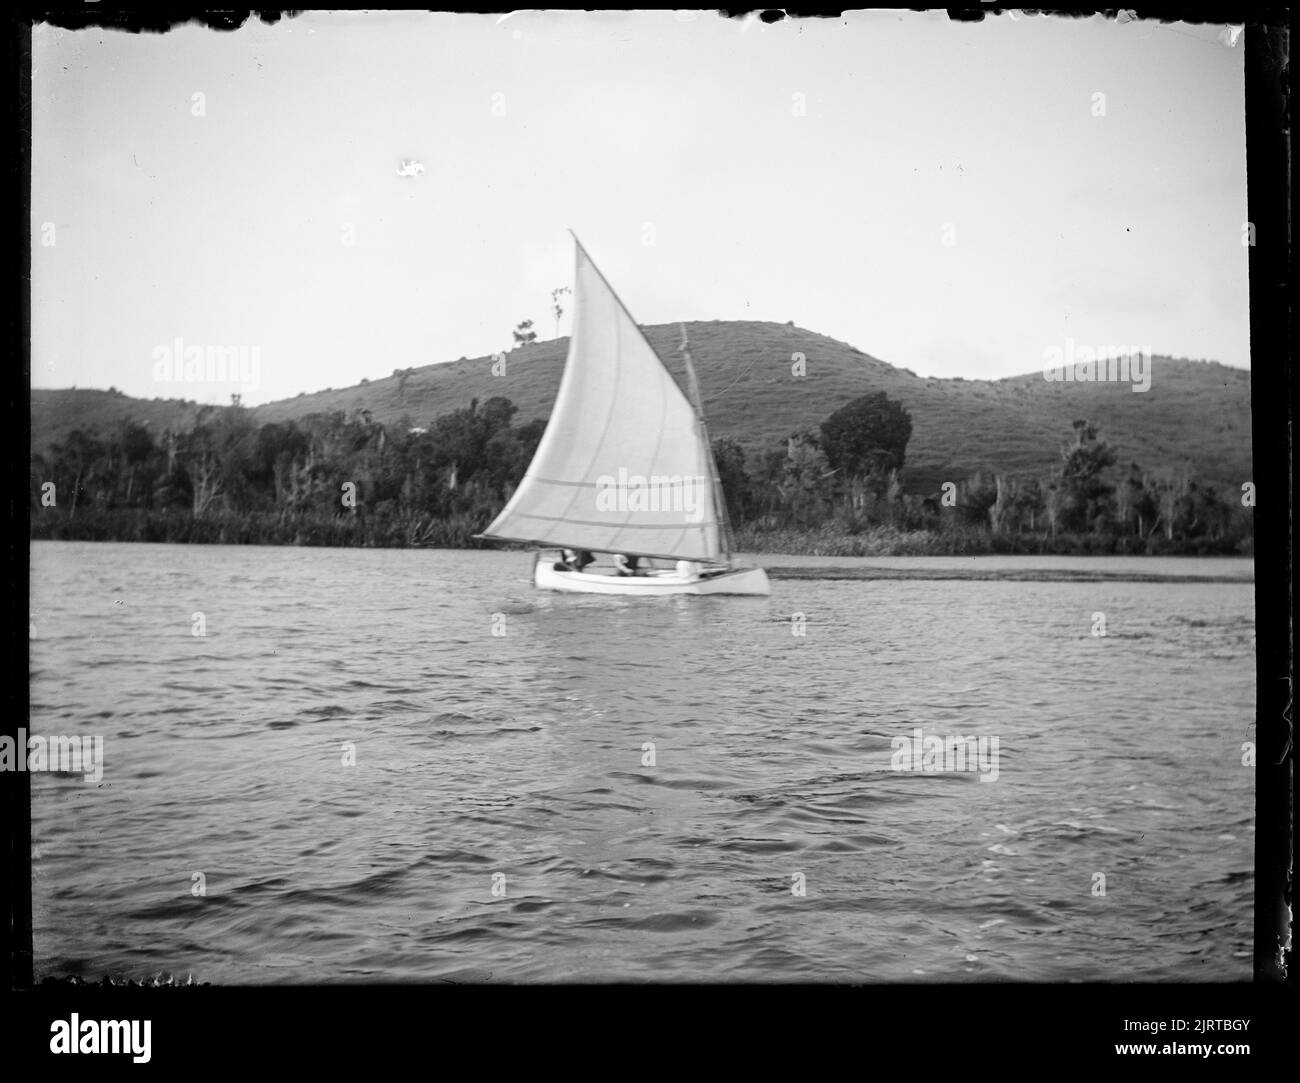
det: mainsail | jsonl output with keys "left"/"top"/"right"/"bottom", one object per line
{"left": 479, "top": 236, "right": 722, "bottom": 561}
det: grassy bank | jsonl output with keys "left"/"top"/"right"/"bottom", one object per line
{"left": 31, "top": 508, "right": 1251, "bottom": 557}
{"left": 733, "top": 523, "right": 1252, "bottom": 557}
{"left": 29, "top": 507, "right": 493, "bottom": 548}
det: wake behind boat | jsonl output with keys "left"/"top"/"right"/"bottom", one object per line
{"left": 477, "top": 233, "right": 770, "bottom": 597}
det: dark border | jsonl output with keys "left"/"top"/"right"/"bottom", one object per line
{"left": 8, "top": 3, "right": 1292, "bottom": 1066}
{"left": 1243, "top": 16, "right": 1291, "bottom": 988}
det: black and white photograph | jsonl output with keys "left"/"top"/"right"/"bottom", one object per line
{"left": 13, "top": 5, "right": 1290, "bottom": 1058}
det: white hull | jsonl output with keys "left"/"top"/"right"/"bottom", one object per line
{"left": 533, "top": 558, "right": 770, "bottom": 596}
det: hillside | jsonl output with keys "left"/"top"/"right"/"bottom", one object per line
{"left": 30, "top": 321, "right": 1252, "bottom": 492}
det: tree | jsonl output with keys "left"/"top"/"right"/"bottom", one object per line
{"left": 819, "top": 392, "right": 913, "bottom": 507}
{"left": 988, "top": 474, "right": 1012, "bottom": 534}
{"left": 710, "top": 436, "right": 749, "bottom": 527}
{"left": 959, "top": 470, "right": 999, "bottom": 527}
{"left": 1010, "top": 476, "right": 1045, "bottom": 534}
{"left": 118, "top": 421, "right": 155, "bottom": 467}
{"left": 112, "top": 420, "right": 158, "bottom": 507}
{"left": 255, "top": 421, "right": 309, "bottom": 507}
{"left": 1043, "top": 476, "right": 1062, "bottom": 538}
{"left": 1059, "top": 420, "right": 1116, "bottom": 532}
{"left": 512, "top": 319, "right": 536, "bottom": 347}
{"left": 776, "top": 431, "right": 834, "bottom": 528}
{"left": 1174, "top": 481, "right": 1230, "bottom": 543}
{"left": 550, "top": 287, "right": 571, "bottom": 338}
{"left": 1153, "top": 473, "right": 1187, "bottom": 542}
{"left": 479, "top": 396, "right": 518, "bottom": 433}
{"left": 179, "top": 423, "right": 226, "bottom": 519}
{"left": 51, "top": 429, "right": 107, "bottom": 520}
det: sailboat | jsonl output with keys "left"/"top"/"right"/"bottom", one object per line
{"left": 477, "top": 233, "right": 770, "bottom": 596}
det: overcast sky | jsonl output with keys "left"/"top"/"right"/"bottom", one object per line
{"left": 31, "top": 11, "right": 1249, "bottom": 406}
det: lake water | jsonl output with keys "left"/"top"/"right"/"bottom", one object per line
{"left": 27, "top": 542, "right": 1256, "bottom": 983}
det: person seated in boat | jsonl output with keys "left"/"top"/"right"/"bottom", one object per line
{"left": 675, "top": 560, "right": 701, "bottom": 579}
{"left": 613, "top": 553, "right": 641, "bottom": 577}
{"left": 557, "top": 548, "right": 595, "bottom": 572}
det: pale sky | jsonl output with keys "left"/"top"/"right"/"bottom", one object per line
{"left": 31, "top": 11, "right": 1250, "bottom": 406}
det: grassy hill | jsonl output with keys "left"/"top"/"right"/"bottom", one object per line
{"left": 31, "top": 321, "right": 1252, "bottom": 492}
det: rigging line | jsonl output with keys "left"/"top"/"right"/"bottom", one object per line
{"left": 712, "top": 349, "right": 763, "bottom": 400}
{"left": 667, "top": 322, "right": 761, "bottom": 402}
{"left": 679, "top": 323, "right": 733, "bottom": 563}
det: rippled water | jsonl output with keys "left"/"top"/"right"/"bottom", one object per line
{"left": 28, "top": 542, "right": 1255, "bottom": 983}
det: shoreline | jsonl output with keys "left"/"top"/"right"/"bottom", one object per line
{"left": 765, "top": 565, "right": 1252, "bottom": 583}
{"left": 29, "top": 519, "right": 1252, "bottom": 561}
{"left": 28, "top": 537, "right": 1254, "bottom": 583}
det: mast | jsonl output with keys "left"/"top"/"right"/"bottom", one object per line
{"left": 679, "top": 323, "right": 734, "bottom": 566}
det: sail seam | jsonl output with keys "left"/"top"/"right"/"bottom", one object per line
{"left": 481, "top": 536, "right": 722, "bottom": 562}
{"left": 505, "top": 512, "right": 719, "bottom": 529}
{"left": 524, "top": 475, "right": 710, "bottom": 490}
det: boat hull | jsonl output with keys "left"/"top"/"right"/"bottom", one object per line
{"left": 534, "top": 559, "right": 770, "bottom": 596}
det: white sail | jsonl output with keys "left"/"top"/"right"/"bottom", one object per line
{"left": 480, "top": 238, "right": 721, "bottom": 561}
